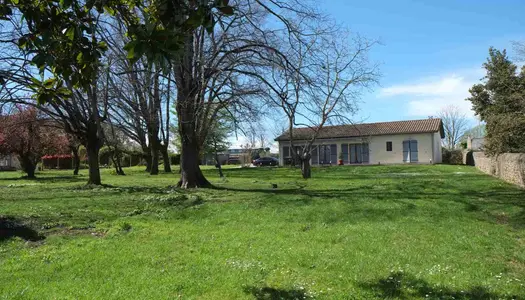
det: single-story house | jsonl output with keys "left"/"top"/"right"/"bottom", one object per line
{"left": 275, "top": 118, "right": 444, "bottom": 166}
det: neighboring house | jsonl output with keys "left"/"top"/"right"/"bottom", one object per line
{"left": 275, "top": 118, "right": 444, "bottom": 166}
{"left": 202, "top": 148, "right": 276, "bottom": 165}
{"left": 0, "top": 154, "right": 20, "bottom": 171}
{"left": 201, "top": 149, "right": 248, "bottom": 165}
{"left": 201, "top": 153, "right": 230, "bottom": 166}
{"left": 467, "top": 136, "right": 485, "bottom": 151}
{"left": 225, "top": 148, "right": 244, "bottom": 164}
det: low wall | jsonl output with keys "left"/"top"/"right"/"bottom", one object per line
{"left": 466, "top": 151, "right": 525, "bottom": 188}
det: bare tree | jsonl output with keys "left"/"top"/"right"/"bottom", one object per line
{"left": 101, "top": 20, "right": 171, "bottom": 176}
{"left": 172, "top": 0, "right": 289, "bottom": 187}
{"left": 263, "top": 30, "right": 379, "bottom": 178}
{"left": 438, "top": 105, "right": 469, "bottom": 149}
{"left": 158, "top": 74, "right": 173, "bottom": 173}
{"left": 103, "top": 117, "right": 127, "bottom": 176}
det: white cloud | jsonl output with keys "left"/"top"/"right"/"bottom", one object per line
{"left": 407, "top": 98, "right": 474, "bottom": 118}
{"left": 379, "top": 69, "right": 484, "bottom": 118}
{"left": 380, "top": 75, "right": 466, "bottom": 97}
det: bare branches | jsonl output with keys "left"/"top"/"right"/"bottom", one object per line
{"left": 251, "top": 14, "right": 380, "bottom": 177}
{"left": 438, "top": 105, "right": 469, "bottom": 149}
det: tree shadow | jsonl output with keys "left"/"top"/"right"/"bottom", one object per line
{"left": 66, "top": 184, "right": 175, "bottom": 194}
{"left": 0, "top": 216, "right": 44, "bottom": 242}
{"left": 211, "top": 177, "right": 525, "bottom": 228}
{"left": 359, "top": 271, "right": 523, "bottom": 300}
{"left": 243, "top": 286, "right": 309, "bottom": 300}
{"left": 0, "top": 175, "right": 85, "bottom": 183}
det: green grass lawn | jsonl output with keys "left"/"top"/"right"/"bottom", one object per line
{"left": 1, "top": 165, "right": 524, "bottom": 299}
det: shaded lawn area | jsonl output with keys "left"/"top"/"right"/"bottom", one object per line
{"left": 1, "top": 165, "right": 524, "bottom": 299}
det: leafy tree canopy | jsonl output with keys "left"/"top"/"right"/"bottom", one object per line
{"left": 0, "top": 0, "right": 233, "bottom": 103}
{"left": 466, "top": 48, "right": 525, "bottom": 155}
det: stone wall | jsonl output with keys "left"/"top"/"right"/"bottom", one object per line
{"left": 466, "top": 151, "right": 525, "bottom": 188}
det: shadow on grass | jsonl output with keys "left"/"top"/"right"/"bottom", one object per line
{"left": 0, "top": 216, "right": 44, "bottom": 242}
{"left": 244, "top": 286, "right": 309, "bottom": 300}
{"left": 212, "top": 177, "right": 525, "bottom": 228}
{"left": 359, "top": 271, "right": 523, "bottom": 300}
{"left": 66, "top": 184, "right": 176, "bottom": 194}
{"left": 0, "top": 175, "right": 85, "bottom": 183}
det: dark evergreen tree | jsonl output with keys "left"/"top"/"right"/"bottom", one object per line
{"left": 467, "top": 48, "right": 525, "bottom": 155}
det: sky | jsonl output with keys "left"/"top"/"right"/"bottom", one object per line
{"left": 230, "top": 0, "right": 525, "bottom": 149}
{"left": 326, "top": 0, "right": 525, "bottom": 122}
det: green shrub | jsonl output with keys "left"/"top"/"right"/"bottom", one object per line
{"left": 119, "top": 222, "right": 132, "bottom": 232}
{"left": 442, "top": 148, "right": 464, "bottom": 165}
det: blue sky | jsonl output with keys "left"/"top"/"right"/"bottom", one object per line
{"left": 231, "top": 0, "right": 525, "bottom": 148}
{"left": 324, "top": 0, "right": 525, "bottom": 123}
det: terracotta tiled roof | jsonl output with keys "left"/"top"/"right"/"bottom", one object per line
{"left": 275, "top": 118, "right": 444, "bottom": 141}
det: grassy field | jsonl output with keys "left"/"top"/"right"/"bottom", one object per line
{"left": 1, "top": 164, "right": 524, "bottom": 299}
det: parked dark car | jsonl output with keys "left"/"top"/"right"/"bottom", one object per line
{"left": 252, "top": 157, "right": 279, "bottom": 166}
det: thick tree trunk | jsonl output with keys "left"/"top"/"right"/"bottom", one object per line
{"left": 72, "top": 146, "right": 80, "bottom": 175}
{"left": 300, "top": 155, "right": 312, "bottom": 179}
{"left": 20, "top": 156, "right": 36, "bottom": 179}
{"left": 161, "top": 146, "right": 172, "bottom": 173}
{"left": 177, "top": 138, "right": 210, "bottom": 188}
{"left": 174, "top": 32, "right": 211, "bottom": 188}
{"left": 86, "top": 140, "right": 102, "bottom": 185}
{"left": 26, "top": 163, "right": 36, "bottom": 178}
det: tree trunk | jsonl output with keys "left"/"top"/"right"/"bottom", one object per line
{"left": 86, "top": 140, "right": 102, "bottom": 185}
{"left": 214, "top": 149, "right": 224, "bottom": 178}
{"left": 176, "top": 106, "right": 210, "bottom": 187}
{"left": 300, "top": 155, "right": 312, "bottom": 179}
{"left": 110, "top": 149, "right": 125, "bottom": 176}
{"left": 150, "top": 137, "right": 159, "bottom": 175}
{"left": 143, "top": 153, "right": 152, "bottom": 172}
{"left": 116, "top": 151, "right": 125, "bottom": 175}
{"left": 174, "top": 32, "right": 211, "bottom": 188}
{"left": 161, "top": 146, "right": 172, "bottom": 173}
{"left": 177, "top": 138, "right": 210, "bottom": 188}
{"left": 20, "top": 155, "right": 36, "bottom": 179}
{"left": 72, "top": 146, "right": 80, "bottom": 175}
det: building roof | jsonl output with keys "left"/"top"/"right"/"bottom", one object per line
{"left": 275, "top": 118, "right": 445, "bottom": 141}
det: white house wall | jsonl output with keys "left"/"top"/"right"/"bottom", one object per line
{"left": 433, "top": 132, "right": 443, "bottom": 163}
{"left": 278, "top": 132, "right": 440, "bottom": 165}
{"left": 369, "top": 133, "right": 433, "bottom": 164}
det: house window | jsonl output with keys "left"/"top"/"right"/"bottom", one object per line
{"left": 386, "top": 141, "right": 392, "bottom": 151}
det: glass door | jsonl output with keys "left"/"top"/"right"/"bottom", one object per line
{"left": 348, "top": 143, "right": 369, "bottom": 164}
